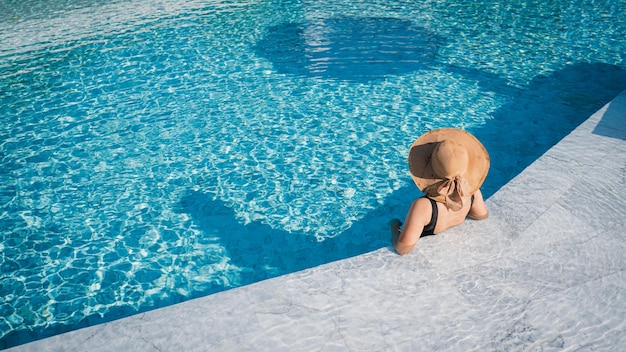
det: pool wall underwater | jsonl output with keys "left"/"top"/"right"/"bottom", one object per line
{"left": 1, "top": 0, "right": 625, "bottom": 348}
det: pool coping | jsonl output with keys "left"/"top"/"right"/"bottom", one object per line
{"left": 7, "top": 90, "right": 626, "bottom": 351}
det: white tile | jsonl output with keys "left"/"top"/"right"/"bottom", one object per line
{"left": 537, "top": 273, "right": 626, "bottom": 347}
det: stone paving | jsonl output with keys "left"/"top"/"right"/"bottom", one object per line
{"left": 8, "top": 91, "right": 626, "bottom": 351}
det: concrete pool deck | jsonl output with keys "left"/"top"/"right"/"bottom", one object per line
{"left": 9, "top": 91, "right": 626, "bottom": 351}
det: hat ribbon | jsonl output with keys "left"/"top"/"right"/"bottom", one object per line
{"left": 423, "top": 176, "right": 469, "bottom": 211}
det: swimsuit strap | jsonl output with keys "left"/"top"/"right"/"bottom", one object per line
{"left": 420, "top": 196, "right": 438, "bottom": 237}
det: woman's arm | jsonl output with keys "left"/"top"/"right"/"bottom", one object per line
{"left": 468, "top": 189, "right": 489, "bottom": 220}
{"left": 390, "top": 198, "right": 431, "bottom": 255}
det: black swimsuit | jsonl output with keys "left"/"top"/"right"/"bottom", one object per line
{"left": 419, "top": 195, "right": 475, "bottom": 237}
{"left": 420, "top": 197, "right": 438, "bottom": 237}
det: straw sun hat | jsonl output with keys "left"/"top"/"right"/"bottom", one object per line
{"left": 408, "top": 128, "right": 489, "bottom": 211}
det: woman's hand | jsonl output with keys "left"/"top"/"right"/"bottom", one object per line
{"left": 387, "top": 218, "right": 403, "bottom": 228}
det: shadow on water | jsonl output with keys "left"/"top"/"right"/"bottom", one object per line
{"left": 177, "top": 190, "right": 393, "bottom": 285}
{"left": 254, "top": 16, "right": 445, "bottom": 82}
{"left": 472, "top": 62, "right": 626, "bottom": 197}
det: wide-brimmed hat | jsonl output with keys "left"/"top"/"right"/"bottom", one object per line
{"left": 408, "top": 128, "right": 489, "bottom": 210}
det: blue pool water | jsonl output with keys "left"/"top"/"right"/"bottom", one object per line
{"left": 1, "top": 0, "right": 625, "bottom": 347}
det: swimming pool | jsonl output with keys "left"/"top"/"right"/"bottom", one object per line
{"left": 1, "top": 0, "right": 625, "bottom": 347}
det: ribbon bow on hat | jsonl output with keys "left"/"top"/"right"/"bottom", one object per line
{"left": 423, "top": 175, "right": 470, "bottom": 211}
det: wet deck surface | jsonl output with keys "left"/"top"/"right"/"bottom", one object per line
{"left": 9, "top": 91, "right": 626, "bottom": 351}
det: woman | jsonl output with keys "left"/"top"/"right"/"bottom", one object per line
{"left": 390, "top": 128, "right": 490, "bottom": 255}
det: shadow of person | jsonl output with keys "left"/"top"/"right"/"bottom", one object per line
{"left": 470, "top": 62, "right": 626, "bottom": 197}
{"left": 253, "top": 16, "right": 445, "bottom": 82}
{"left": 177, "top": 188, "right": 396, "bottom": 291}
